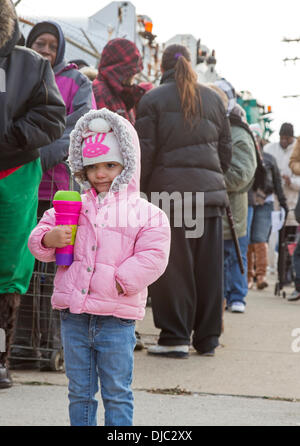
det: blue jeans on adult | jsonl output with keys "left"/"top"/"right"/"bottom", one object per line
{"left": 60, "top": 311, "right": 136, "bottom": 426}
{"left": 223, "top": 207, "right": 253, "bottom": 306}
{"left": 250, "top": 202, "right": 273, "bottom": 243}
{"left": 224, "top": 235, "right": 248, "bottom": 306}
{"left": 247, "top": 206, "right": 254, "bottom": 243}
{"left": 293, "top": 239, "right": 300, "bottom": 291}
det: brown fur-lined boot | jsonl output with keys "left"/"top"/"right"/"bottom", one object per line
{"left": 0, "top": 293, "right": 21, "bottom": 389}
{"left": 254, "top": 243, "right": 269, "bottom": 290}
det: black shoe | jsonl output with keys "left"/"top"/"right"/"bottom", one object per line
{"left": 0, "top": 364, "right": 13, "bottom": 389}
{"left": 287, "top": 290, "right": 300, "bottom": 301}
{"left": 197, "top": 349, "right": 215, "bottom": 357}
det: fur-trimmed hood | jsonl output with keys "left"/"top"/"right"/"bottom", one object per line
{"left": 0, "top": 0, "right": 20, "bottom": 55}
{"left": 68, "top": 108, "right": 140, "bottom": 194}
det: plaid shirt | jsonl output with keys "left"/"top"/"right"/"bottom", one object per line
{"left": 92, "top": 38, "right": 144, "bottom": 124}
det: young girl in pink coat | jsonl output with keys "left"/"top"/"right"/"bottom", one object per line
{"left": 28, "top": 108, "right": 170, "bottom": 426}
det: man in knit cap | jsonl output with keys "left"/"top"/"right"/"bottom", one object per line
{"left": 264, "top": 123, "right": 299, "bottom": 284}
{"left": 264, "top": 124, "right": 298, "bottom": 227}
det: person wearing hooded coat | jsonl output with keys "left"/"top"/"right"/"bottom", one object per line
{"left": 28, "top": 108, "right": 171, "bottom": 426}
{"left": 9, "top": 21, "right": 96, "bottom": 369}
{"left": 0, "top": 0, "right": 66, "bottom": 388}
{"left": 26, "top": 20, "right": 96, "bottom": 203}
{"left": 92, "top": 38, "right": 145, "bottom": 125}
{"left": 209, "top": 81, "right": 257, "bottom": 315}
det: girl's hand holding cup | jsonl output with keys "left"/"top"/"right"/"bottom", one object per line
{"left": 43, "top": 226, "right": 73, "bottom": 248}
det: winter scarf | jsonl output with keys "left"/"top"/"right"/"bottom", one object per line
{"left": 92, "top": 38, "right": 144, "bottom": 124}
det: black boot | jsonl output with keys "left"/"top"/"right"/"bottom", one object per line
{"left": 0, "top": 363, "right": 12, "bottom": 389}
{"left": 0, "top": 293, "right": 21, "bottom": 388}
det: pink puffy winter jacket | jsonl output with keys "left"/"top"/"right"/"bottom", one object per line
{"left": 28, "top": 108, "right": 171, "bottom": 320}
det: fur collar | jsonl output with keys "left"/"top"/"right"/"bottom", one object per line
{"left": 68, "top": 108, "right": 136, "bottom": 192}
{"left": 0, "top": 0, "right": 16, "bottom": 48}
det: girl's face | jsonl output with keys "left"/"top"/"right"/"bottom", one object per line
{"left": 31, "top": 33, "right": 58, "bottom": 67}
{"left": 86, "top": 162, "right": 123, "bottom": 193}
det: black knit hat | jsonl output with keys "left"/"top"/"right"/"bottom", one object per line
{"left": 26, "top": 22, "right": 59, "bottom": 49}
{"left": 279, "top": 122, "right": 294, "bottom": 137}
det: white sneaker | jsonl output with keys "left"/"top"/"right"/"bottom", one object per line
{"left": 287, "top": 290, "right": 300, "bottom": 301}
{"left": 147, "top": 344, "right": 189, "bottom": 358}
{"left": 230, "top": 302, "right": 245, "bottom": 313}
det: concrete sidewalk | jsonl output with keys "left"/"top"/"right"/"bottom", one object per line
{"left": 1, "top": 385, "right": 300, "bottom": 426}
{"left": 1, "top": 275, "right": 300, "bottom": 426}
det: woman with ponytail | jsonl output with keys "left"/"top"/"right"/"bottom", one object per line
{"left": 136, "top": 44, "right": 232, "bottom": 358}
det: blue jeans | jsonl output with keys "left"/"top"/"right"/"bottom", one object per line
{"left": 247, "top": 206, "right": 254, "bottom": 243}
{"left": 250, "top": 202, "right": 273, "bottom": 243}
{"left": 60, "top": 311, "right": 136, "bottom": 426}
{"left": 224, "top": 235, "right": 248, "bottom": 305}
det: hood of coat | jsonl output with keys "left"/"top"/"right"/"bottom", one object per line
{"left": 0, "top": 0, "right": 21, "bottom": 56}
{"left": 97, "top": 38, "right": 143, "bottom": 97}
{"left": 68, "top": 108, "right": 140, "bottom": 195}
{"left": 26, "top": 20, "right": 66, "bottom": 68}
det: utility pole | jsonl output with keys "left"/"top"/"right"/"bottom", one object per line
{"left": 282, "top": 38, "right": 300, "bottom": 42}
{"left": 282, "top": 37, "right": 300, "bottom": 63}
{"left": 282, "top": 37, "right": 300, "bottom": 98}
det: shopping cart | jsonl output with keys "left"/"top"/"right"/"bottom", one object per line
{"left": 274, "top": 222, "right": 297, "bottom": 299}
{"left": 9, "top": 163, "right": 78, "bottom": 371}
{"left": 9, "top": 261, "right": 63, "bottom": 371}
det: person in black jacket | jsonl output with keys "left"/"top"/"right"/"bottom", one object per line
{"left": 247, "top": 125, "right": 288, "bottom": 290}
{"left": 9, "top": 21, "right": 94, "bottom": 370}
{"left": 136, "top": 44, "right": 232, "bottom": 358}
{"left": 0, "top": 0, "right": 66, "bottom": 388}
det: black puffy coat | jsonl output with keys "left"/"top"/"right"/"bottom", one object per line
{"left": 135, "top": 69, "right": 232, "bottom": 214}
{"left": 248, "top": 151, "right": 287, "bottom": 211}
{"left": 0, "top": 10, "right": 66, "bottom": 170}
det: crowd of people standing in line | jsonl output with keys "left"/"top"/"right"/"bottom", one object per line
{"left": 1, "top": 0, "right": 300, "bottom": 426}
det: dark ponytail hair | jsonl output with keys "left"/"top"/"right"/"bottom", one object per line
{"left": 161, "top": 44, "right": 202, "bottom": 125}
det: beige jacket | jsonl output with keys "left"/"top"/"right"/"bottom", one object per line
{"left": 289, "top": 137, "right": 300, "bottom": 175}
